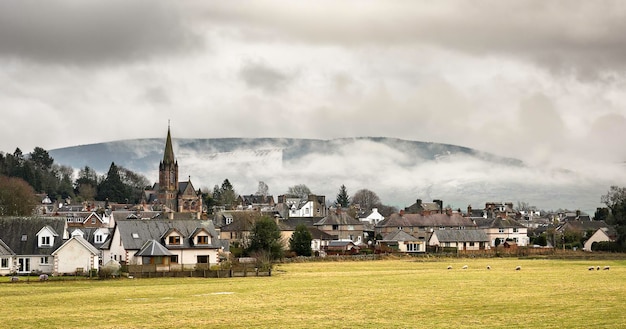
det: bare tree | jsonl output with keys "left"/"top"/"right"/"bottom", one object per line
{"left": 287, "top": 184, "right": 311, "bottom": 199}
{"left": 351, "top": 189, "right": 381, "bottom": 211}
{"left": 256, "top": 181, "right": 269, "bottom": 197}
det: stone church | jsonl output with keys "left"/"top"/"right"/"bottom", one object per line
{"left": 144, "top": 127, "right": 203, "bottom": 219}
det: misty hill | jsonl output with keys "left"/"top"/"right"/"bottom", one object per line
{"left": 49, "top": 137, "right": 602, "bottom": 213}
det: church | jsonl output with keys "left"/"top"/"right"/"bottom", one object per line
{"left": 144, "top": 127, "right": 203, "bottom": 219}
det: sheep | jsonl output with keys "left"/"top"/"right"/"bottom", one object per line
{"left": 462, "top": 265, "right": 468, "bottom": 270}
{"left": 597, "top": 266, "right": 601, "bottom": 271}
{"left": 588, "top": 266, "right": 595, "bottom": 271}
{"left": 515, "top": 266, "right": 521, "bottom": 271}
{"left": 486, "top": 265, "right": 491, "bottom": 270}
{"left": 603, "top": 266, "right": 610, "bottom": 270}
{"left": 447, "top": 266, "right": 452, "bottom": 270}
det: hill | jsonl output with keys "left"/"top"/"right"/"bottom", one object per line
{"left": 49, "top": 137, "right": 603, "bottom": 213}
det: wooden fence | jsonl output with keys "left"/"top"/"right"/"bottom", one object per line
{"left": 125, "top": 264, "right": 271, "bottom": 279}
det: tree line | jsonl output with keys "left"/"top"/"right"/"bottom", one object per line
{"left": 0, "top": 147, "right": 149, "bottom": 215}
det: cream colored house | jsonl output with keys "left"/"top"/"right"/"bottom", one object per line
{"left": 51, "top": 234, "right": 99, "bottom": 275}
{"left": 583, "top": 228, "right": 614, "bottom": 252}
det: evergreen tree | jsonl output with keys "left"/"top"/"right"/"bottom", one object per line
{"left": 336, "top": 184, "right": 350, "bottom": 208}
{"left": 289, "top": 224, "right": 313, "bottom": 256}
{"left": 97, "top": 162, "right": 127, "bottom": 202}
{"left": 246, "top": 217, "right": 283, "bottom": 260}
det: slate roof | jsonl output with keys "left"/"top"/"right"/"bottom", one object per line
{"left": 377, "top": 213, "right": 475, "bottom": 228}
{"left": 308, "top": 227, "right": 335, "bottom": 240}
{"left": 558, "top": 220, "right": 612, "bottom": 234}
{"left": 67, "top": 227, "right": 112, "bottom": 249}
{"left": 115, "top": 219, "right": 221, "bottom": 250}
{"left": 381, "top": 230, "right": 424, "bottom": 242}
{"left": 0, "top": 217, "right": 66, "bottom": 255}
{"left": 315, "top": 211, "right": 361, "bottom": 226}
{"left": 431, "top": 229, "right": 489, "bottom": 242}
{"left": 136, "top": 239, "right": 174, "bottom": 256}
{"left": 0, "top": 238, "right": 15, "bottom": 256}
{"left": 474, "top": 217, "right": 526, "bottom": 229}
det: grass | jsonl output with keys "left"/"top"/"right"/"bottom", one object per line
{"left": 1, "top": 258, "right": 625, "bottom": 328}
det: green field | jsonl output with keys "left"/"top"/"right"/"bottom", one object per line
{"left": 2, "top": 258, "right": 625, "bottom": 328}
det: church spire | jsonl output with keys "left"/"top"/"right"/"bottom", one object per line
{"left": 163, "top": 125, "right": 175, "bottom": 165}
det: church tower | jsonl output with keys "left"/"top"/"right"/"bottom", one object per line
{"left": 158, "top": 126, "right": 179, "bottom": 212}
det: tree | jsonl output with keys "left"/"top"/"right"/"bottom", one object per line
{"left": 287, "top": 184, "right": 311, "bottom": 199}
{"left": 289, "top": 224, "right": 312, "bottom": 256}
{"left": 336, "top": 184, "right": 350, "bottom": 208}
{"left": 0, "top": 175, "right": 37, "bottom": 216}
{"left": 351, "top": 189, "right": 381, "bottom": 211}
{"left": 30, "top": 147, "right": 54, "bottom": 171}
{"left": 97, "top": 162, "right": 127, "bottom": 202}
{"left": 256, "top": 181, "right": 269, "bottom": 197}
{"left": 601, "top": 186, "right": 626, "bottom": 247}
{"left": 218, "top": 179, "right": 237, "bottom": 209}
{"left": 594, "top": 207, "right": 610, "bottom": 221}
{"left": 246, "top": 216, "right": 283, "bottom": 261}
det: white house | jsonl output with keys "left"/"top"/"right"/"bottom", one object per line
{"left": 583, "top": 228, "right": 615, "bottom": 252}
{"left": 379, "top": 230, "right": 427, "bottom": 253}
{"left": 103, "top": 219, "right": 226, "bottom": 268}
{"left": 429, "top": 229, "right": 490, "bottom": 251}
{"left": 0, "top": 239, "right": 15, "bottom": 276}
{"left": 360, "top": 208, "right": 385, "bottom": 225}
{"left": 51, "top": 234, "right": 100, "bottom": 275}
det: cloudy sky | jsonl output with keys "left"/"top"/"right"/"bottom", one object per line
{"left": 2, "top": 0, "right": 626, "bottom": 175}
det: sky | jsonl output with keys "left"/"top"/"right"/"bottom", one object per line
{"left": 2, "top": 1, "right": 626, "bottom": 185}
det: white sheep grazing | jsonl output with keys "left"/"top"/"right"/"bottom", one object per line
{"left": 462, "top": 265, "right": 468, "bottom": 270}
{"left": 597, "top": 266, "right": 601, "bottom": 271}
{"left": 515, "top": 266, "right": 521, "bottom": 271}
{"left": 447, "top": 266, "right": 452, "bottom": 270}
{"left": 603, "top": 266, "right": 610, "bottom": 270}
{"left": 486, "top": 265, "right": 491, "bottom": 270}
{"left": 588, "top": 266, "right": 594, "bottom": 271}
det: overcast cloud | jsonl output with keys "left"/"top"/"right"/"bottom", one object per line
{"left": 2, "top": 0, "right": 626, "bottom": 206}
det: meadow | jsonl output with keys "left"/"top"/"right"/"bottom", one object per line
{"left": 1, "top": 257, "right": 625, "bottom": 328}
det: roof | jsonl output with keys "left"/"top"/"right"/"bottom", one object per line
{"left": 52, "top": 236, "right": 100, "bottom": 256}
{"left": 135, "top": 239, "right": 174, "bottom": 257}
{"left": 328, "top": 240, "right": 357, "bottom": 247}
{"left": 308, "top": 227, "right": 335, "bottom": 240}
{"left": 0, "top": 217, "right": 66, "bottom": 255}
{"left": 0, "top": 238, "right": 15, "bottom": 256}
{"left": 377, "top": 213, "right": 475, "bottom": 228}
{"left": 381, "top": 230, "right": 424, "bottom": 242}
{"left": 315, "top": 211, "right": 361, "bottom": 226}
{"left": 474, "top": 217, "right": 526, "bottom": 229}
{"left": 431, "top": 229, "right": 489, "bottom": 242}
{"left": 558, "top": 220, "right": 611, "bottom": 233}
{"left": 115, "top": 219, "right": 221, "bottom": 250}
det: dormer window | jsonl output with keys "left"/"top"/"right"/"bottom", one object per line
{"left": 21, "top": 234, "right": 27, "bottom": 241}
{"left": 197, "top": 236, "right": 208, "bottom": 245}
{"left": 169, "top": 236, "right": 180, "bottom": 245}
{"left": 95, "top": 234, "right": 104, "bottom": 243}
{"left": 41, "top": 236, "right": 51, "bottom": 246}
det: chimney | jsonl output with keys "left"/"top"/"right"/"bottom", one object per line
{"left": 399, "top": 209, "right": 405, "bottom": 216}
{"left": 467, "top": 205, "right": 472, "bottom": 216}
{"left": 416, "top": 199, "right": 422, "bottom": 211}
{"left": 433, "top": 199, "right": 443, "bottom": 214}
{"left": 446, "top": 208, "right": 452, "bottom": 216}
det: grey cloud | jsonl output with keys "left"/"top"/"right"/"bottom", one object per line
{"left": 239, "top": 60, "right": 293, "bottom": 93}
{"left": 200, "top": 1, "right": 626, "bottom": 78}
{"left": 0, "top": 0, "right": 200, "bottom": 65}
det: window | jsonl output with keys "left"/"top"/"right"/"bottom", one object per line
{"left": 513, "top": 228, "right": 519, "bottom": 233}
{"left": 132, "top": 233, "right": 140, "bottom": 239}
{"left": 95, "top": 234, "right": 103, "bottom": 243}
{"left": 170, "top": 255, "right": 178, "bottom": 263}
{"left": 21, "top": 234, "right": 28, "bottom": 241}
{"left": 197, "top": 255, "right": 209, "bottom": 264}
{"left": 498, "top": 228, "right": 505, "bottom": 233}
{"left": 444, "top": 242, "right": 451, "bottom": 247}
{"left": 469, "top": 242, "right": 475, "bottom": 247}
{"left": 225, "top": 218, "right": 233, "bottom": 225}
{"left": 169, "top": 236, "right": 181, "bottom": 245}
{"left": 407, "top": 243, "right": 421, "bottom": 252}
{"left": 332, "top": 225, "right": 339, "bottom": 231}
{"left": 41, "top": 236, "right": 50, "bottom": 246}
{"left": 197, "top": 236, "right": 208, "bottom": 244}
{"left": 41, "top": 257, "right": 49, "bottom": 264}
{"left": 18, "top": 258, "right": 30, "bottom": 272}
{"left": 1, "top": 258, "right": 8, "bottom": 268}
{"left": 91, "top": 217, "right": 96, "bottom": 224}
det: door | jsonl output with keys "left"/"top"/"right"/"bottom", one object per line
{"left": 18, "top": 258, "right": 30, "bottom": 272}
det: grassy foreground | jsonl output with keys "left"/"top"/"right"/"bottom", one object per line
{"left": 1, "top": 258, "right": 625, "bottom": 328}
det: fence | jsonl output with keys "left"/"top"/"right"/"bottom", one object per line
{"left": 125, "top": 263, "right": 271, "bottom": 279}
